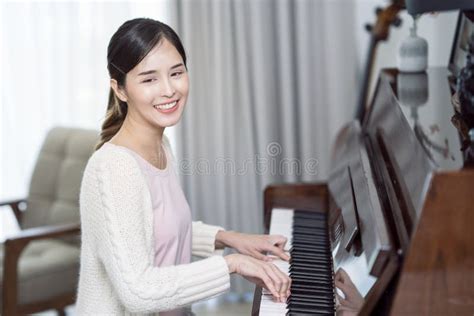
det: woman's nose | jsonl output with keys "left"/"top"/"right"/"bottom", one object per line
{"left": 161, "top": 79, "right": 175, "bottom": 97}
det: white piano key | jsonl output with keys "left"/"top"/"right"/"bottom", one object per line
{"left": 259, "top": 208, "right": 294, "bottom": 316}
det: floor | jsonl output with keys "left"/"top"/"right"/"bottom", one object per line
{"left": 36, "top": 296, "right": 253, "bottom": 316}
{"left": 193, "top": 301, "right": 252, "bottom": 316}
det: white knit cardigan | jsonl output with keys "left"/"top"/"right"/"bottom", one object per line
{"left": 76, "top": 143, "right": 230, "bottom": 315}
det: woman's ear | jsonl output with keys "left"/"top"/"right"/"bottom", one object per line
{"left": 110, "top": 79, "right": 128, "bottom": 102}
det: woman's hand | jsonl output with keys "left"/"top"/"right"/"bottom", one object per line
{"left": 224, "top": 253, "right": 291, "bottom": 303}
{"left": 216, "top": 231, "right": 290, "bottom": 261}
{"left": 335, "top": 268, "right": 364, "bottom": 316}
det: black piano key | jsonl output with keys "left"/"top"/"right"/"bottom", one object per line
{"left": 290, "top": 274, "right": 333, "bottom": 284}
{"left": 290, "top": 286, "right": 333, "bottom": 295}
{"left": 289, "top": 266, "right": 332, "bottom": 274}
{"left": 290, "top": 252, "right": 331, "bottom": 260}
{"left": 292, "top": 237, "right": 328, "bottom": 244}
{"left": 291, "top": 256, "right": 331, "bottom": 261}
{"left": 291, "top": 276, "right": 334, "bottom": 285}
{"left": 290, "top": 265, "right": 332, "bottom": 275}
{"left": 285, "top": 209, "right": 335, "bottom": 315}
{"left": 289, "top": 298, "right": 334, "bottom": 307}
{"left": 293, "top": 229, "right": 327, "bottom": 235}
{"left": 291, "top": 238, "right": 328, "bottom": 245}
{"left": 290, "top": 254, "right": 331, "bottom": 260}
{"left": 287, "top": 312, "right": 332, "bottom": 316}
{"left": 291, "top": 277, "right": 333, "bottom": 285}
{"left": 287, "top": 305, "right": 334, "bottom": 315}
{"left": 290, "top": 289, "right": 334, "bottom": 299}
{"left": 288, "top": 302, "right": 334, "bottom": 311}
{"left": 288, "top": 296, "right": 334, "bottom": 306}
{"left": 290, "top": 262, "right": 331, "bottom": 269}
{"left": 293, "top": 220, "right": 326, "bottom": 227}
{"left": 290, "top": 245, "right": 329, "bottom": 252}
{"left": 294, "top": 210, "right": 326, "bottom": 219}
{"left": 293, "top": 222, "right": 327, "bottom": 229}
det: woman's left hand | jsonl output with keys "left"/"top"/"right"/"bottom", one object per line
{"left": 216, "top": 231, "right": 290, "bottom": 261}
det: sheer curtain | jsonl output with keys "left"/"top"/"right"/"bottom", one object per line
{"left": 0, "top": 1, "right": 171, "bottom": 236}
{"left": 170, "top": 0, "right": 359, "bottom": 294}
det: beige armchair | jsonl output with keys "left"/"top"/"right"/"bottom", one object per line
{"left": 0, "top": 127, "right": 98, "bottom": 315}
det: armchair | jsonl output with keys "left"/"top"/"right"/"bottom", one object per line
{"left": 0, "top": 127, "right": 98, "bottom": 315}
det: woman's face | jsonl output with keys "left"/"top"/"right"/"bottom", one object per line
{"left": 113, "top": 38, "right": 189, "bottom": 130}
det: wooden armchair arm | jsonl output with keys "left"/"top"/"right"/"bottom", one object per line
{"left": 0, "top": 198, "right": 27, "bottom": 224}
{"left": 2, "top": 223, "right": 80, "bottom": 315}
{"left": 263, "top": 182, "right": 328, "bottom": 231}
{"left": 0, "top": 198, "right": 26, "bottom": 207}
{"left": 5, "top": 223, "right": 80, "bottom": 246}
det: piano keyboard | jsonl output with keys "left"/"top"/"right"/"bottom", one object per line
{"left": 258, "top": 208, "right": 335, "bottom": 316}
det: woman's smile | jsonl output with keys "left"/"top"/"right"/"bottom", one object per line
{"left": 153, "top": 99, "right": 179, "bottom": 114}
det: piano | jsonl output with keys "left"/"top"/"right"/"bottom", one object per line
{"left": 252, "top": 67, "right": 474, "bottom": 315}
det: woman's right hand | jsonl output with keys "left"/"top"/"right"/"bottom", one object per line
{"left": 224, "top": 253, "right": 291, "bottom": 303}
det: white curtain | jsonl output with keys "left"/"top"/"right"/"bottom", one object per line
{"left": 0, "top": 1, "right": 171, "bottom": 236}
{"left": 171, "top": 0, "right": 359, "bottom": 294}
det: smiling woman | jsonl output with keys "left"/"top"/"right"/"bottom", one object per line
{"left": 107, "top": 38, "right": 189, "bottom": 168}
{"left": 76, "top": 18, "right": 292, "bottom": 315}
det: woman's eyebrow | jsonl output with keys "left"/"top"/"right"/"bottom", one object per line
{"left": 170, "top": 63, "right": 184, "bottom": 70}
{"left": 137, "top": 63, "right": 184, "bottom": 76}
{"left": 138, "top": 70, "right": 156, "bottom": 76}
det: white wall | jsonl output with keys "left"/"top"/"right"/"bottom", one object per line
{"left": 354, "top": 1, "right": 458, "bottom": 98}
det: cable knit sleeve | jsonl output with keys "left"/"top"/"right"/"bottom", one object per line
{"left": 86, "top": 149, "right": 230, "bottom": 313}
{"left": 192, "top": 221, "right": 225, "bottom": 257}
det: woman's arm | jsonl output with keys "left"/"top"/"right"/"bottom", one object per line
{"left": 215, "top": 230, "right": 290, "bottom": 261}
{"left": 192, "top": 222, "right": 290, "bottom": 261}
{"left": 191, "top": 221, "right": 225, "bottom": 257}
{"left": 85, "top": 152, "right": 230, "bottom": 313}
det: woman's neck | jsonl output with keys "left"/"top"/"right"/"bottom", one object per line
{"left": 117, "top": 115, "right": 164, "bottom": 150}
{"left": 110, "top": 115, "right": 167, "bottom": 169}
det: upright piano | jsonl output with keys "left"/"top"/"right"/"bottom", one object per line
{"left": 252, "top": 67, "right": 474, "bottom": 315}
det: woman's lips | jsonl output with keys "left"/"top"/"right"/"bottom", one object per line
{"left": 154, "top": 100, "right": 179, "bottom": 114}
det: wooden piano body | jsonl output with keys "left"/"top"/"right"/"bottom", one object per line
{"left": 252, "top": 67, "right": 474, "bottom": 315}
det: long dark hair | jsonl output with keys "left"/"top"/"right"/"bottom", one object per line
{"left": 96, "top": 18, "right": 187, "bottom": 150}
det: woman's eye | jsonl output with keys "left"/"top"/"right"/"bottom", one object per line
{"left": 143, "top": 78, "right": 156, "bottom": 83}
{"left": 171, "top": 71, "right": 183, "bottom": 77}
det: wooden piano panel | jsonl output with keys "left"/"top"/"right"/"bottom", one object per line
{"left": 390, "top": 170, "right": 474, "bottom": 315}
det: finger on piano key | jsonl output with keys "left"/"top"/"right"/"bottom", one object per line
{"left": 265, "top": 253, "right": 291, "bottom": 263}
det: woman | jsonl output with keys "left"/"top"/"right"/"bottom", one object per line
{"left": 76, "top": 18, "right": 291, "bottom": 315}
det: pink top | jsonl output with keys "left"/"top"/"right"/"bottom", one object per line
{"left": 104, "top": 142, "right": 192, "bottom": 314}
{"left": 105, "top": 142, "right": 192, "bottom": 267}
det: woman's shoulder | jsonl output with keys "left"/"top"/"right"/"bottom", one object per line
{"left": 85, "top": 142, "right": 141, "bottom": 175}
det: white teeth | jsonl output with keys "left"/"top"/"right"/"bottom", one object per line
{"left": 154, "top": 101, "right": 177, "bottom": 110}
